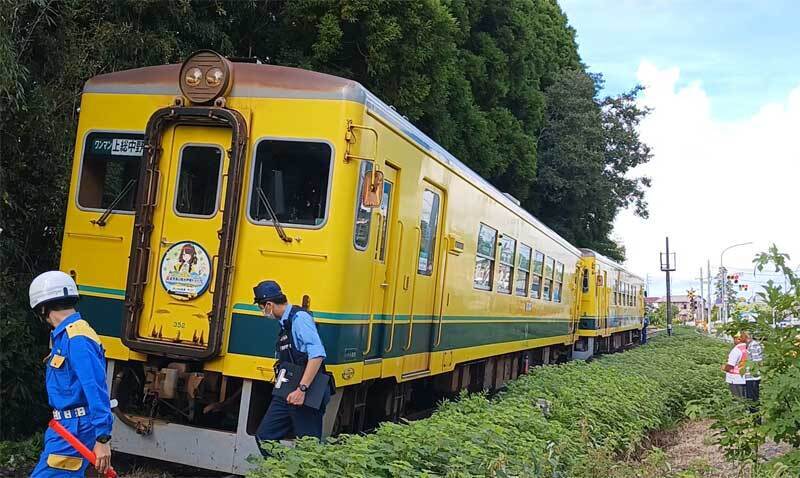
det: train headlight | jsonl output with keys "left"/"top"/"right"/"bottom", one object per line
{"left": 185, "top": 67, "right": 203, "bottom": 87}
{"left": 179, "top": 50, "right": 234, "bottom": 105}
{"left": 205, "top": 67, "right": 224, "bottom": 87}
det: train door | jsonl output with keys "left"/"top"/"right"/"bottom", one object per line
{"left": 363, "top": 165, "right": 398, "bottom": 358}
{"left": 136, "top": 126, "right": 230, "bottom": 351}
{"left": 402, "top": 182, "right": 444, "bottom": 375}
{"left": 599, "top": 270, "right": 608, "bottom": 332}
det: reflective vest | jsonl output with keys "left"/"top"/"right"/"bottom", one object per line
{"left": 731, "top": 343, "right": 748, "bottom": 375}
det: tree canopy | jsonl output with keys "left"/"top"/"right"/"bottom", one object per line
{"left": 0, "top": 0, "right": 651, "bottom": 438}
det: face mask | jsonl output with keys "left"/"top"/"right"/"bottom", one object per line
{"left": 262, "top": 303, "right": 276, "bottom": 319}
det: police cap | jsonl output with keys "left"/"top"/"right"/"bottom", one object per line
{"left": 253, "top": 280, "right": 284, "bottom": 304}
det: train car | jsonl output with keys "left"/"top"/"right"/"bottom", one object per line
{"left": 574, "top": 249, "right": 646, "bottom": 359}
{"left": 59, "top": 50, "right": 636, "bottom": 473}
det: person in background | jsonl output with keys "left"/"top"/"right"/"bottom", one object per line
{"left": 745, "top": 333, "right": 764, "bottom": 403}
{"left": 721, "top": 332, "right": 749, "bottom": 399}
{"left": 641, "top": 316, "right": 649, "bottom": 344}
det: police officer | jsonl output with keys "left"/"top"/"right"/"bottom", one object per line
{"left": 641, "top": 316, "right": 649, "bottom": 344}
{"left": 29, "top": 271, "right": 113, "bottom": 477}
{"left": 253, "top": 280, "right": 330, "bottom": 447}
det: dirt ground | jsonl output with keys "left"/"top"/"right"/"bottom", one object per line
{"left": 648, "top": 419, "right": 792, "bottom": 477}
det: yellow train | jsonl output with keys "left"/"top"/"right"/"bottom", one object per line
{"left": 59, "top": 50, "right": 645, "bottom": 473}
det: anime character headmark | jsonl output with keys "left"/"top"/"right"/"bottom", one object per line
{"left": 174, "top": 244, "right": 198, "bottom": 274}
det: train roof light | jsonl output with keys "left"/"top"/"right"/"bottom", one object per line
{"left": 179, "top": 50, "right": 233, "bottom": 105}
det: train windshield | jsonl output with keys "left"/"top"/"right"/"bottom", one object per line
{"left": 77, "top": 132, "right": 143, "bottom": 211}
{"left": 248, "top": 139, "right": 332, "bottom": 227}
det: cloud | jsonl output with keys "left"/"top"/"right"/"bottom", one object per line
{"left": 614, "top": 60, "right": 800, "bottom": 297}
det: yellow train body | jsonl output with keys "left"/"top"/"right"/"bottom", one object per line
{"left": 58, "top": 53, "right": 644, "bottom": 472}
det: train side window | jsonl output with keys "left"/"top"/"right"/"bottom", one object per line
{"left": 515, "top": 244, "right": 532, "bottom": 297}
{"left": 376, "top": 180, "right": 393, "bottom": 262}
{"left": 249, "top": 139, "right": 332, "bottom": 228}
{"left": 417, "top": 189, "right": 440, "bottom": 276}
{"left": 497, "top": 236, "right": 516, "bottom": 294}
{"left": 174, "top": 145, "right": 222, "bottom": 217}
{"left": 543, "top": 257, "right": 555, "bottom": 301}
{"left": 582, "top": 268, "right": 590, "bottom": 293}
{"left": 77, "top": 132, "right": 143, "bottom": 211}
{"left": 474, "top": 224, "right": 497, "bottom": 290}
{"left": 530, "top": 251, "right": 545, "bottom": 298}
{"left": 353, "top": 161, "right": 373, "bottom": 250}
{"left": 553, "top": 261, "right": 564, "bottom": 302}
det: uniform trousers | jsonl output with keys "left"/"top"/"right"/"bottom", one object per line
{"left": 31, "top": 415, "right": 93, "bottom": 477}
{"left": 255, "top": 389, "right": 330, "bottom": 455}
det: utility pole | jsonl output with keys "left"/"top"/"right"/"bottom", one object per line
{"left": 660, "top": 237, "right": 676, "bottom": 336}
{"left": 698, "top": 268, "right": 705, "bottom": 323}
{"left": 707, "top": 260, "right": 713, "bottom": 333}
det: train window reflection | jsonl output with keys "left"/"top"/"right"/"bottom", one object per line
{"left": 417, "top": 189, "right": 440, "bottom": 276}
{"left": 353, "top": 161, "right": 373, "bottom": 250}
{"left": 175, "top": 146, "right": 222, "bottom": 217}
{"left": 474, "top": 224, "right": 497, "bottom": 290}
{"left": 77, "top": 132, "right": 143, "bottom": 211}
{"left": 249, "top": 139, "right": 332, "bottom": 228}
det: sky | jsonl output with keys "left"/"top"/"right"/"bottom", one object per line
{"left": 560, "top": 0, "right": 800, "bottom": 299}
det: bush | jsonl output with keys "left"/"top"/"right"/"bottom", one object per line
{"left": 249, "top": 328, "right": 729, "bottom": 478}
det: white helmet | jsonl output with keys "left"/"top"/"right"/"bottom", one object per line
{"left": 29, "top": 271, "right": 79, "bottom": 309}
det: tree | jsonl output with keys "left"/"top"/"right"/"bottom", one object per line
{"left": 648, "top": 302, "right": 677, "bottom": 328}
{"left": 527, "top": 71, "right": 651, "bottom": 261}
{"left": 714, "top": 269, "right": 738, "bottom": 315}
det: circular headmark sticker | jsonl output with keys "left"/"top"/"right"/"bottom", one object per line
{"left": 160, "top": 241, "right": 212, "bottom": 300}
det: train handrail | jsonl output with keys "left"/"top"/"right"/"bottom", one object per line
{"left": 434, "top": 239, "right": 451, "bottom": 347}
{"left": 362, "top": 208, "right": 382, "bottom": 355}
{"left": 403, "top": 226, "right": 422, "bottom": 351}
{"left": 384, "top": 220, "right": 404, "bottom": 353}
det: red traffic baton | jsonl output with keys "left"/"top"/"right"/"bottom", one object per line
{"left": 47, "top": 419, "right": 117, "bottom": 478}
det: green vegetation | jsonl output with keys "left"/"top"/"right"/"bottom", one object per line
{"left": 696, "top": 245, "right": 800, "bottom": 477}
{"left": 648, "top": 302, "right": 678, "bottom": 328}
{"left": 1, "top": 0, "right": 651, "bottom": 439}
{"left": 249, "top": 329, "right": 727, "bottom": 478}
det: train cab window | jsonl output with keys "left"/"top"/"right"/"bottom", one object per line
{"left": 175, "top": 146, "right": 222, "bottom": 217}
{"left": 249, "top": 139, "right": 332, "bottom": 227}
{"left": 530, "top": 251, "right": 545, "bottom": 298}
{"left": 474, "top": 224, "right": 497, "bottom": 290}
{"left": 77, "top": 132, "right": 143, "bottom": 211}
{"left": 553, "top": 262, "right": 564, "bottom": 302}
{"left": 353, "top": 161, "right": 373, "bottom": 250}
{"left": 497, "top": 236, "right": 516, "bottom": 294}
{"left": 417, "top": 189, "right": 440, "bottom": 276}
{"left": 515, "top": 244, "right": 532, "bottom": 297}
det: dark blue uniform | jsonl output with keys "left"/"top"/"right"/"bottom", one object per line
{"left": 31, "top": 313, "right": 113, "bottom": 477}
{"left": 641, "top": 317, "right": 649, "bottom": 344}
{"left": 256, "top": 305, "right": 330, "bottom": 446}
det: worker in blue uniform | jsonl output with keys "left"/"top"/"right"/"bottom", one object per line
{"left": 29, "top": 271, "right": 113, "bottom": 477}
{"left": 641, "top": 316, "right": 649, "bottom": 344}
{"left": 253, "top": 280, "right": 330, "bottom": 450}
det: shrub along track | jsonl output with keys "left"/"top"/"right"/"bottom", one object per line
{"left": 2, "top": 328, "right": 724, "bottom": 477}
{"left": 249, "top": 328, "right": 728, "bottom": 478}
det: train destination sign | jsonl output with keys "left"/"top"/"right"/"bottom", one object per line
{"left": 89, "top": 134, "right": 144, "bottom": 157}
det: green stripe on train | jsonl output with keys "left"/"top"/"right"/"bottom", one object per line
{"left": 78, "top": 295, "right": 571, "bottom": 364}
